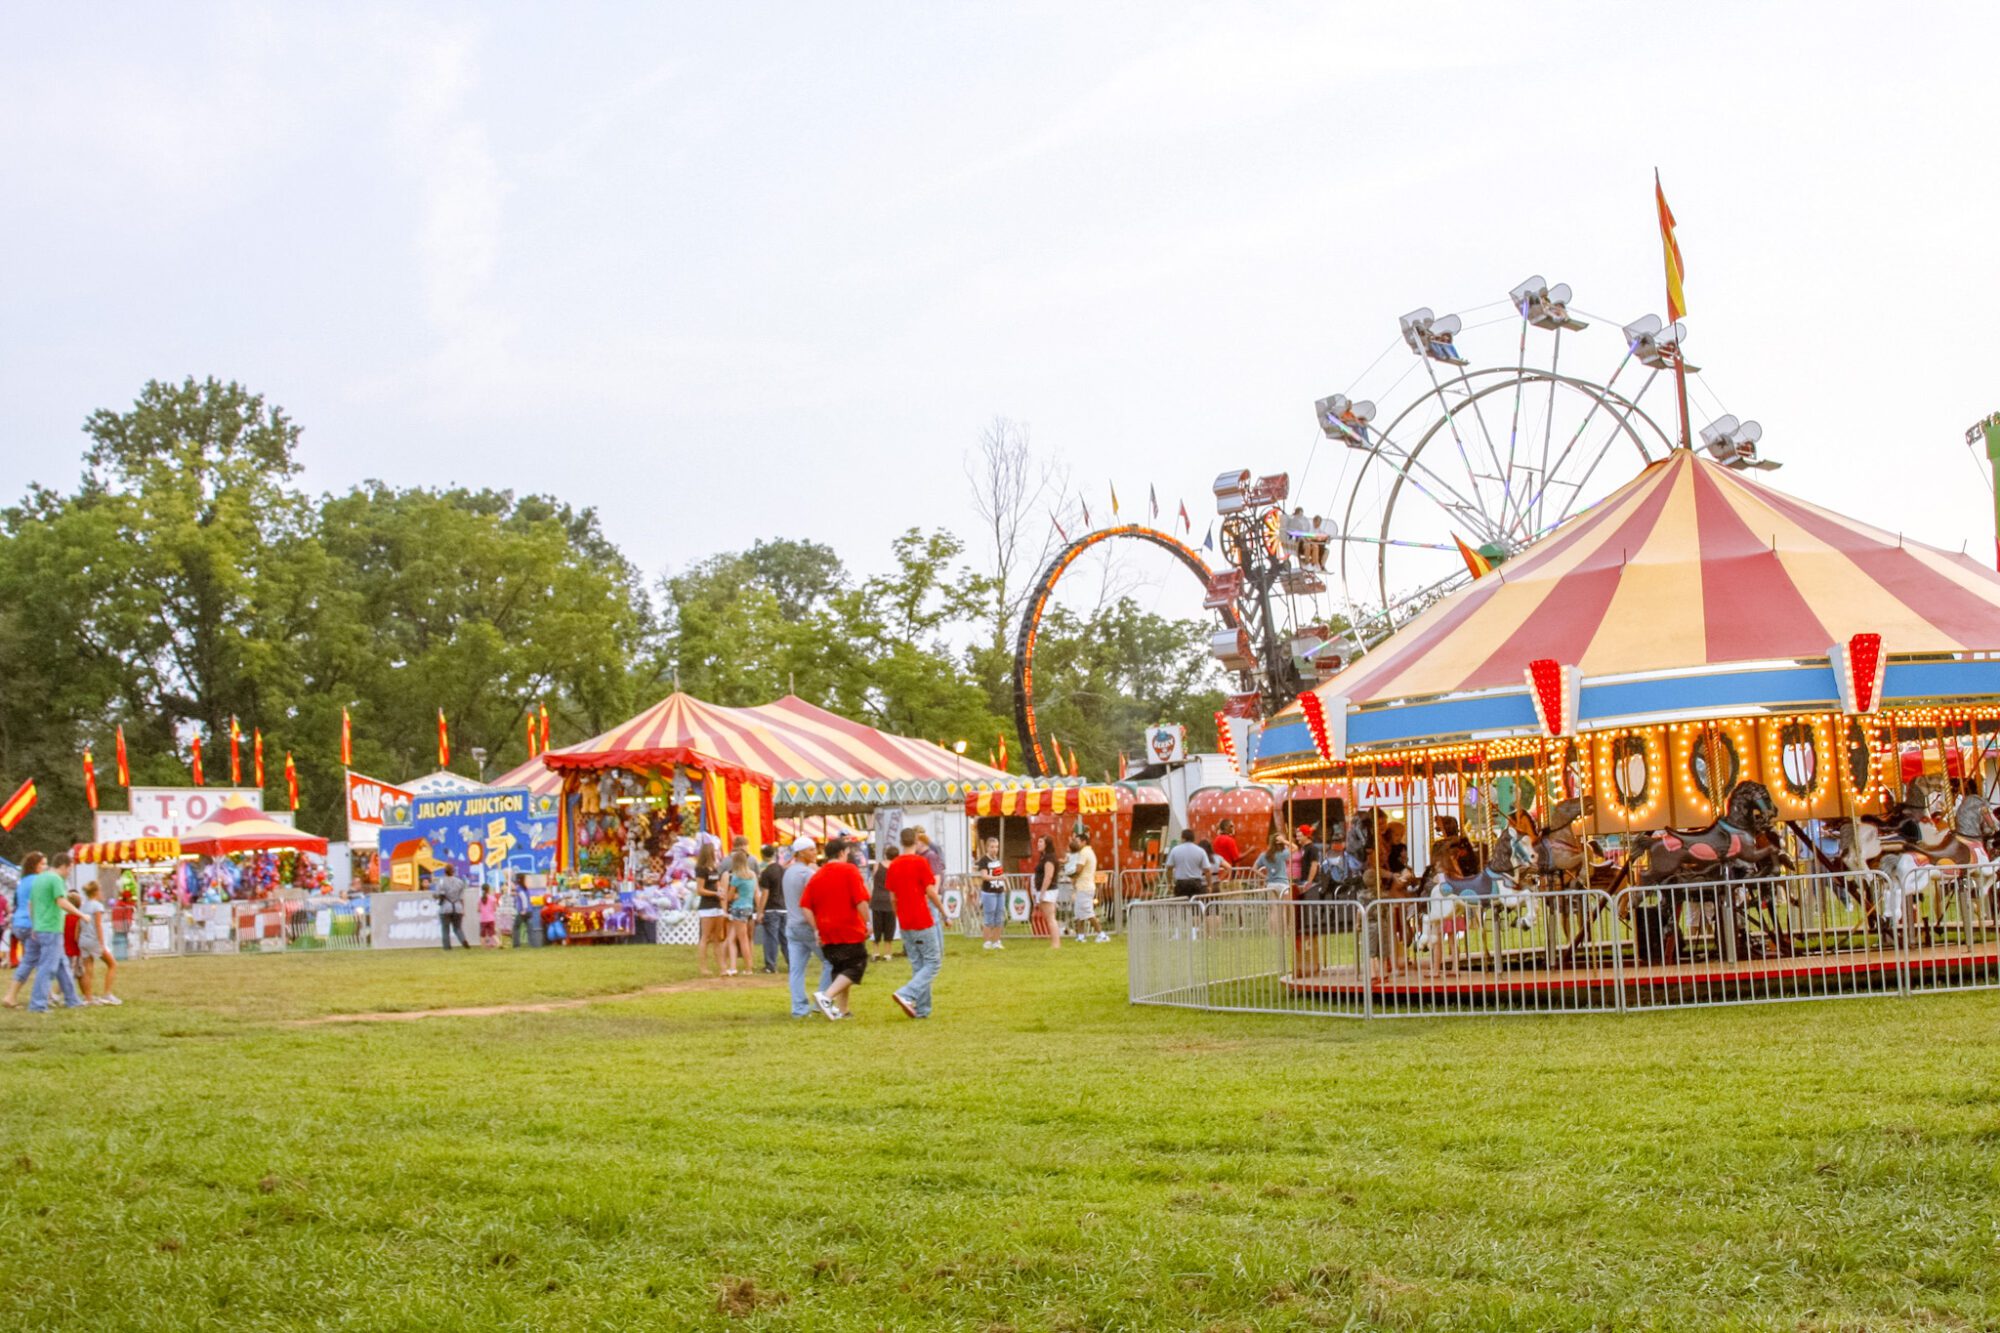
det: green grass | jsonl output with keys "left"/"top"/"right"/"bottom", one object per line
{"left": 4, "top": 940, "right": 2000, "bottom": 1331}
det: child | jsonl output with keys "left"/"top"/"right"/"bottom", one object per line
{"left": 77, "top": 883, "right": 118, "bottom": 1005}
{"left": 62, "top": 889, "right": 92, "bottom": 1004}
{"left": 723, "top": 850, "right": 757, "bottom": 976}
{"left": 477, "top": 885, "right": 499, "bottom": 948}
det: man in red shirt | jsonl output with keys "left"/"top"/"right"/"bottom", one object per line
{"left": 797, "top": 838, "right": 874, "bottom": 1019}
{"left": 884, "top": 826, "right": 945, "bottom": 1019}
{"left": 1212, "top": 819, "right": 1241, "bottom": 869}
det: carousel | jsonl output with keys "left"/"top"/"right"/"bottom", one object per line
{"left": 1245, "top": 448, "right": 2000, "bottom": 1012}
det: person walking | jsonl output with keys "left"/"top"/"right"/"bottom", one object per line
{"left": 1165, "top": 829, "right": 1210, "bottom": 900}
{"left": 477, "top": 885, "right": 499, "bottom": 948}
{"left": 1032, "top": 835, "right": 1062, "bottom": 948}
{"left": 1070, "top": 830, "right": 1108, "bottom": 942}
{"left": 3, "top": 868, "right": 35, "bottom": 999}
{"left": 61, "top": 888, "right": 92, "bottom": 1003}
{"left": 868, "top": 854, "right": 898, "bottom": 963}
{"left": 782, "top": 837, "right": 831, "bottom": 1017}
{"left": 886, "top": 827, "right": 944, "bottom": 1019}
{"left": 976, "top": 835, "right": 1008, "bottom": 950}
{"left": 754, "top": 844, "right": 787, "bottom": 974}
{"left": 724, "top": 848, "right": 758, "bottom": 976}
{"left": 2, "top": 853, "right": 84, "bottom": 1013}
{"left": 434, "top": 863, "right": 470, "bottom": 950}
{"left": 798, "top": 838, "right": 873, "bottom": 1020}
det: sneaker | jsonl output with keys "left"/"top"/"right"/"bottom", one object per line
{"left": 981, "top": 941, "right": 994, "bottom": 950}
{"left": 812, "top": 990, "right": 839, "bottom": 1021}
{"left": 891, "top": 992, "right": 916, "bottom": 1019}
{"left": 1096, "top": 933, "right": 1110, "bottom": 943}
{"left": 993, "top": 941, "right": 1004, "bottom": 950}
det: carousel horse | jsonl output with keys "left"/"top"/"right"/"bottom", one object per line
{"left": 1504, "top": 797, "right": 1594, "bottom": 891}
{"left": 1624, "top": 781, "right": 1793, "bottom": 964}
{"left": 1411, "top": 829, "right": 1538, "bottom": 955}
{"left": 1876, "top": 788, "right": 1998, "bottom": 936}
{"left": 1627, "top": 781, "right": 1786, "bottom": 885}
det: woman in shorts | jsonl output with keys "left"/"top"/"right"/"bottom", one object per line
{"left": 724, "top": 849, "right": 757, "bottom": 976}
{"left": 694, "top": 842, "right": 726, "bottom": 976}
{"left": 1032, "top": 835, "right": 1062, "bottom": 949}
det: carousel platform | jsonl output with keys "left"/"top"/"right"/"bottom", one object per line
{"left": 1282, "top": 941, "right": 2000, "bottom": 1002}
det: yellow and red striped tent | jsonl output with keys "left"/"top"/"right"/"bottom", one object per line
{"left": 488, "top": 754, "right": 561, "bottom": 801}
{"left": 1255, "top": 449, "right": 2000, "bottom": 767}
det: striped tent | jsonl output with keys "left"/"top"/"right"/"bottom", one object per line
{"left": 489, "top": 754, "right": 561, "bottom": 801}
{"left": 1255, "top": 449, "right": 2000, "bottom": 768}
{"left": 179, "top": 804, "right": 328, "bottom": 856}
{"left": 744, "top": 695, "right": 1012, "bottom": 798}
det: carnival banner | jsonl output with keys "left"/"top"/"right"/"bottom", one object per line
{"left": 376, "top": 786, "right": 554, "bottom": 887}
{"left": 95, "top": 787, "right": 293, "bottom": 842}
{"left": 344, "top": 771, "right": 416, "bottom": 850}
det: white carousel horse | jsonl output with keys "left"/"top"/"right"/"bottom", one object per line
{"left": 1411, "top": 834, "right": 1538, "bottom": 954}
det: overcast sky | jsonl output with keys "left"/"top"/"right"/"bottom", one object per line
{"left": 5, "top": 3, "right": 1997, "bottom": 609}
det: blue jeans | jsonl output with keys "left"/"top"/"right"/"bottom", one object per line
{"left": 27, "top": 931, "right": 81, "bottom": 1012}
{"left": 895, "top": 923, "right": 944, "bottom": 1017}
{"left": 759, "top": 911, "right": 790, "bottom": 972}
{"left": 785, "top": 922, "right": 829, "bottom": 1016}
{"left": 980, "top": 892, "right": 1007, "bottom": 928}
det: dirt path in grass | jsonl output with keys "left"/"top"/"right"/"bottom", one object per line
{"left": 295, "top": 974, "right": 779, "bottom": 1025}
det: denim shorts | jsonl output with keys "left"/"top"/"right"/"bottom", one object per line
{"left": 727, "top": 907, "right": 753, "bottom": 922}
{"left": 980, "top": 891, "right": 1007, "bottom": 927}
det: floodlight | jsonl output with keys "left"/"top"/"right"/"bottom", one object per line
{"left": 1316, "top": 394, "right": 1377, "bottom": 448}
{"left": 1399, "top": 307, "right": 1469, "bottom": 365}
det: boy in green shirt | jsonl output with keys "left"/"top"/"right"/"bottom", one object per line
{"left": 1, "top": 852, "right": 83, "bottom": 1012}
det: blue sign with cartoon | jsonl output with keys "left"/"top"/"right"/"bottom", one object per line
{"left": 377, "top": 786, "right": 555, "bottom": 887}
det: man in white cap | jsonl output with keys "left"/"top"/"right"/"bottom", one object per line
{"left": 781, "top": 837, "right": 830, "bottom": 1017}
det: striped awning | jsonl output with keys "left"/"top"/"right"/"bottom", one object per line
{"left": 538, "top": 692, "right": 1014, "bottom": 811}
{"left": 1256, "top": 450, "right": 2000, "bottom": 767}
{"left": 179, "top": 804, "right": 328, "bottom": 856}
{"left": 489, "top": 755, "right": 561, "bottom": 800}
{"left": 966, "top": 786, "right": 1119, "bottom": 817}
{"left": 71, "top": 837, "right": 181, "bottom": 864}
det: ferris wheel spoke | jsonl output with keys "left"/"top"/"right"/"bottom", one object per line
{"left": 1420, "top": 359, "right": 1491, "bottom": 523}
{"left": 1503, "top": 313, "right": 1530, "bottom": 534}
{"left": 1451, "top": 361, "right": 1518, "bottom": 536}
{"left": 1537, "top": 326, "right": 1564, "bottom": 533}
{"left": 1513, "top": 353, "right": 1640, "bottom": 532}
{"left": 1361, "top": 428, "right": 1500, "bottom": 539}
{"left": 1543, "top": 369, "right": 1665, "bottom": 531}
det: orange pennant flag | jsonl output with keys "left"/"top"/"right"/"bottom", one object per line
{"left": 82, "top": 749, "right": 98, "bottom": 811}
{"left": 341, "top": 707, "right": 353, "bottom": 768}
{"left": 1655, "top": 169, "right": 1686, "bottom": 323}
{"left": 284, "top": 751, "right": 299, "bottom": 811}
{"left": 229, "top": 716, "right": 243, "bottom": 785}
{"left": 115, "top": 725, "right": 129, "bottom": 786}
{"left": 437, "top": 708, "right": 451, "bottom": 767}
{"left": 190, "top": 733, "right": 205, "bottom": 787}
{"left": 253, "top": 728, "right": 265, "bottom": 788}
{"left": 1453, "top": 534, "right": 1494, "bottom": 579}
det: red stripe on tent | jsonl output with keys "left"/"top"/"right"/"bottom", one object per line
{"left": 1733, "top": 474, "right": 2000, "bottom": 645}
{"left": 755, "top": 697, "right": 955, "bottom": 778}
{"left": 1689, "top": 461, "right": 1831, "bottom": 662}
{"left": 1456, "top": 458, "right": 1682, "bottom": 691}
{"left": 1333, "top": 458, "right": 1672, "bottom": 701}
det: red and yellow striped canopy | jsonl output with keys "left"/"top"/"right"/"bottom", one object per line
{"left": 1323, "top": 449, "right": 2000, "bottom": 706}
{"left": 489, "top": 754, "right": 561, "bottom": 800}
{"left": 543, "top": 692, "right": 1009, "bottom": 790}
{"left": 71, "top": 837, "right": 181, "bottom": 864}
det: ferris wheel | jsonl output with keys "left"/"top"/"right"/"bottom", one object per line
{"left": 1310, "top": 277, "right": 1702, "bottom": 641}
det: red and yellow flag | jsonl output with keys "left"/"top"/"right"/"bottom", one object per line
{"left": 284, "top": 751, "right": 299, "bottom": 811}
{"left": 997, "top": 732, "right": 1009, "bottom": 772}
{"left": 0, "top": 778, "right": 35, "bottom": 831}
{"left": 229, "top": 716, "right": 243, "bottom": 785}
{"left": 190, "top": 733, "right": 205, "bottom": 787}
{"left": 253, "top": 728, "right": 265, "bottom": 788}
{"left": 437, "top": 708, "right": 450, "bottom": 767}
{"left": 539, "top": 701, "right": 550, "bottom": 754}
{"left": 526, "top": 713, "right": 539, "bottom": 758}
{"left": 115, "top": 724, "right": 129, "bottom": 786}
{"left": 1655, "top": 169, "right": 1686, "bottom": 323}
{"left": 341, "top": 707, "right": 353, "bottom": 768}
{"left": 82, "top": 749, "right": 98, "bottom": 811}
{"left": 1453, "top": 533, "right": 1494, "bottom": 579}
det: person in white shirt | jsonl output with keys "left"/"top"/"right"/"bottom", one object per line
{"left": 1069, "top": 831, "right": 1107, "bottom": 942}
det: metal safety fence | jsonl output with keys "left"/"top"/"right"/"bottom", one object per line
{"left": 937, "top": 868, "right": 1272, "bottom": 941}
{"left": 1128, "top": 868, "right": 2000, "bottom": 1019}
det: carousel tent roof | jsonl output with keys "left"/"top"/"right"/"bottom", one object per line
{"left": 179, "top": 803, "right": 329, "bottom": 856}
{"left": 538, "top": 691, "right": 1012, "bottom": 809}
{"left": 1256, "top": 449, "right": 2000, "bottom": 767}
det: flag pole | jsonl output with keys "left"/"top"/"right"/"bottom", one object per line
{"left": 1672, "top": 348, "right": 1693, "bottom": 452}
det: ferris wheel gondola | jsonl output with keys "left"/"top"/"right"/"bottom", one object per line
{"left": 1313, "top": 277, "right": 1708, "bottom": 640}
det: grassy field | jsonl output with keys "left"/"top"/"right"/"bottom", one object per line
{"left": 3, "top": 938, "right": 1999, "bottom": 1331}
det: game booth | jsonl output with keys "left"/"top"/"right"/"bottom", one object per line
{"left": 535, "top": 690, "right": 1024, "bottom": 943}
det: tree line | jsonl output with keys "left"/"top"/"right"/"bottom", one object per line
{"left": 0, "top": 380, "right": 1221, "bottom": 855}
